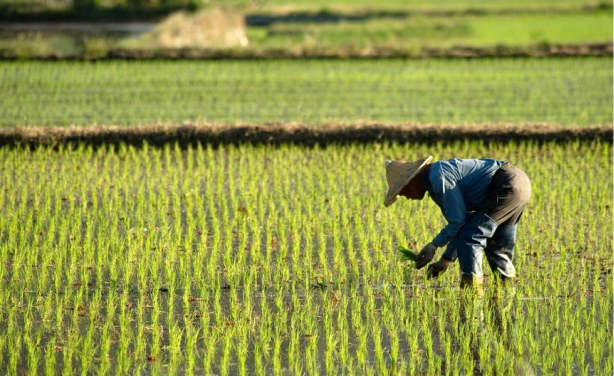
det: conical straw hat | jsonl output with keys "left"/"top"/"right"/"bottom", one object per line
{"left": 384, "top": 156, "right": 433, "bottom": 207}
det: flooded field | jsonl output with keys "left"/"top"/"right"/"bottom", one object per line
{"left": 1, "top": 140, "right": 611, "bottom": 374}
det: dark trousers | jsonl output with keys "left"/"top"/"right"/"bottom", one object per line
{"left": 456, "top": 164, "right": 532, "bottom": 279}
{"left": 478, "top": 164, "right": 532, "bottom": 226}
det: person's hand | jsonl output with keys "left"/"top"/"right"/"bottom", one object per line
{"left": 427, "top": 258, "right": 450, "bottom": 279}
{"left": 416, "top": 243, "right": 437, "bottom": 269}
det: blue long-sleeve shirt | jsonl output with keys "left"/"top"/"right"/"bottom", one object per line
{"left": 420, "top": 158, "right": 505, "bottom": 249}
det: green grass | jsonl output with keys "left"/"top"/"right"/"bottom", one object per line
{"left": 0, "top": 140, "right": 611, "bottom": 374}
{"left": 468, "top": 11, "right": 613, "bottom": 46}
{"left": 1, "top": 58, "right": 611, "bottom": 127}
{"left": 247, "top": 8, "right": 612, "bottom": 50}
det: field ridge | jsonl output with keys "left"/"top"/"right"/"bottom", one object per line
{"left": 2, "top": 122, "right": 611, "bottom": 147}
{"left": 2, "top": 42, "right": 610, "bottom": 60}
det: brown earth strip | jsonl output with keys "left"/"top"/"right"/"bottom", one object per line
{"left": 0, "top": 123, "right": 611, "bottom": 148}
{"left": 1, "top": 42, "right": 611, "bottom": 60}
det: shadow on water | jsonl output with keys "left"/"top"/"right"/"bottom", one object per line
{"left": 7, "top": 275, "right": 608, "bottom": 375}
{"left": 451, "top": 286, "right": 536, "bottom": 376}
{"left": 0, "top": 22, "right": 154, "bottom": 34}
{"left": 245, "top": 10, "right": 408, "bottom": 26}
{"left": 244, "top": 4, "right": 613, "bottom": 27}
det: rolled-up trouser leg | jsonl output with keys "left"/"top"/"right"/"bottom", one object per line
{"left": 456, "top": 212, "right": 498, "bottom": 280}
{"left": 485, "top": 224, "right": 517, "bottom": 279}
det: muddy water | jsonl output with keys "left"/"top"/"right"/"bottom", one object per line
{"left": 0, "top": 22, "right": 154, "bottom": 34}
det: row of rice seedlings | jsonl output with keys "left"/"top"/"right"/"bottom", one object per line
{"left": 0, "top": 140, "right": 611, "bottom": 374}
{"left": 1, "top": 58, "right": 612, "bottom": 126}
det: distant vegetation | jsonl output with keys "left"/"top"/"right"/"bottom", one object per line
{"left": 1, "top": 0, "right": 608, "bottom": 14}
{"left": 0, "top": 0, "right": 250, "bottom": 20}
{"left": 1, "top": 0, "right": 611, "bottom": 21}
{"left": 0, "top": 0, "right": 611, "bottom": 59}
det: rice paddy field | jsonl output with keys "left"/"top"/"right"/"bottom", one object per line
{"left": 1, "top": 57, "right": 612, "bottom": 127}
{"left": 0, "top": 49, "right": 613, "bottom": 376}
{"left": 0, "top": 139, "right": 611, "bottom": 375}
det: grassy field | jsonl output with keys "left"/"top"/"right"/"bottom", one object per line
{"left": 1, "top": 58, "right": 611, "bottom": 127}
{"left": 244, "top": 7, "right": 612, "bottom": 52}
{"left": 0, "top": 1, "right": 611, "bottom": 59}
{"left": 0, "top": 140, "right": 611, "bottom": 374}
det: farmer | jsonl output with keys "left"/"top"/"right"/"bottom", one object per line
{"left": 384, "top": 156, "right": 531, "bottom": 287}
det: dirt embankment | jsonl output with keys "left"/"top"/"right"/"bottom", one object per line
{"left": 1, "top": 42, "right": 611, "bottom": 60}
{"left": 112, "top": 42, "right": 614, "bottom": 60}
{"left": 0, "top": 123, "right": 610, "bottom": 148}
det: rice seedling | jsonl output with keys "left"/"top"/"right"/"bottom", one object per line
{"left": 0, "top": 140, "right": 611, "bottom": 374}
{"left": 397, "top": 245, "right": 418, "bottom": 262}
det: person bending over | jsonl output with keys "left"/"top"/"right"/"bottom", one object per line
{"left": 384, "top": 156, "right": 531, "bottom": 287}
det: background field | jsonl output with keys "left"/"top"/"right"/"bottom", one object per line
{"left": 0, "top": 141, "right": 611, "bottom": 375}
{"left": 245, "top": 10, "right": 612, "bottom": 49}
{"left": 1, "top": 57, "right": 612, "bottom": 128}
{"left": 0, "top": 0, "right": 611, "bottom": 58}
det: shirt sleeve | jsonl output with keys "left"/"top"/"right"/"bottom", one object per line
{"left": 430, "top": 176, "right": 469, "bottom": 248}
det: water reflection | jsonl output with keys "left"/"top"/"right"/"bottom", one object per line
{"left": 458, "top": 283, "right": 536, "bottom": 376}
